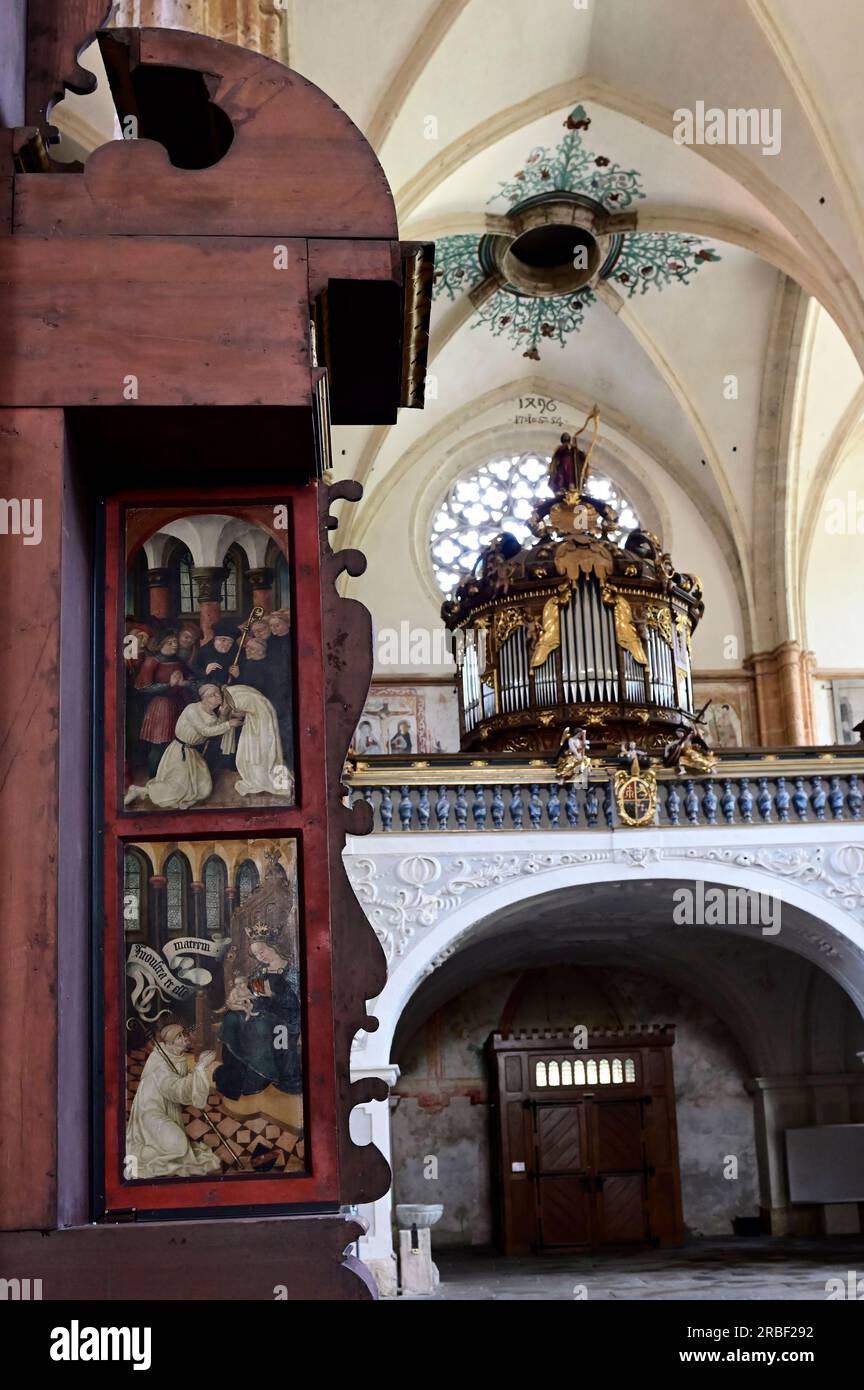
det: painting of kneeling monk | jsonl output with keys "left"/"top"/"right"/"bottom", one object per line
{"left": 123, "top": 506, "right": 295, "bottom": 810}
{"left": 123, "top": 838, "right": 304, "bottom": 1181}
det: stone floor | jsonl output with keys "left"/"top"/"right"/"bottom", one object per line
{"left": 397, "top": 1238, "right": 864, "bottom": 1300}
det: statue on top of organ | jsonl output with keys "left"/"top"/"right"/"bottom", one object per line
{"left": 442, "top": 410, "right": 716, "bottom": 770}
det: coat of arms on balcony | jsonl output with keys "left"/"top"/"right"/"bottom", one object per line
{"left": 613, "top": 745, "right": 658, "bottom": 827}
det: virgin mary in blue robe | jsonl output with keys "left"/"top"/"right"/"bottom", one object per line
{"left": 214, "top": 940, "right": 301, "bottom": 1099}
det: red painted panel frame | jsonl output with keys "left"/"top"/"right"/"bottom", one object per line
{"left": 102, "top": 484, "right": 339, "bottom": 1214}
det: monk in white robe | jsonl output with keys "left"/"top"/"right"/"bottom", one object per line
{"left": 220, "top": 684, "right": 294, "bottom": 798}
{"left": 126, "top": 1025, "right": 220, "bottom": 1180}
{"left": 124, "top": 684, "right": 243, "bottom": 810}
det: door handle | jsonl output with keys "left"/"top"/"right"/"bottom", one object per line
{"left": 595, "top": 1176, "right": 605, "bottom": 1192}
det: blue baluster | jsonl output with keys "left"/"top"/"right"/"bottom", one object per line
{"left": 702, "top": 779, "right": 718, "bottom": 826}
{"left": 810, "top": 775, "right": 826, "bottom": 822}
{"left": 738, "top": 777, "right": 753, "bottom": 824}
{"left": 756, "top": 777, "right": 772, "bottom": 823}
{"left": 792, "top": 776, "right": 808, "bottom": 821}
{"left": 398, "top": 786, "right": 412, "bottom": 832}
{"left": 362, "top": 785, "right": 374, "bottom": 825}
{"left": 585, "top": 782, "right": 599, "bottom": 828}
{"left": 455, "top": 785, "right": 468, "bottom": 830}
{"left": 418, "top": 786, "right": 430, "bottom": 831}
{"left": 547, "top": 782, "right": 561, "bottom": 828}
{"left": 491, "top": 785, "right": 505, "bottom": 828}
{"left": 603, "top": 779, "right": 614, "bottom": 828}
{"left": 848, "top": 775, "right": 862, "bottom": 821}
{"left": 828, "top": 775, "right": 844, "bottom": 821}
{"left": 565, "top": 784, "right": 579, "bottom": 827}
{"left": 472, "top": 785, "right": 488, "bottom": 830}
{"left": 435, "top": 786, "right": 449, "bottom": 830}
{"left": 510, "top": 784, "right": 524, "bottom": 829}
{"left": 666, "top": 781, "right": 681, "bottom": 827}
{"left": 684, "top": 779, "right": 700, "bottom": 825}
{"left": 775, "top": 776, "right": 790, "bottom": 823}
{"left": 720, "top": 779, "right": 736, "bottom": 825}
{"left": 528, "top": 784, "right": 543, "bottom": 829}
{"left": 380, "top": 786, "right": 393, "bottom": 832}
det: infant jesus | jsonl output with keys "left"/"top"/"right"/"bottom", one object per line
{"left": 226, "top": 973, "right": 259, "bottom": 1020}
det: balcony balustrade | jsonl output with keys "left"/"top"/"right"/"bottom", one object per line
{"left": 346, "top": 748, "right": 864, "bottom": 833}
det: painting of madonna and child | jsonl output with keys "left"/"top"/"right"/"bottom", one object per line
{"left": 123, "top": 839, "right": 305, "bottom": 1181}
{"left": 122, "top": 507, "right": 295, "bottom": 812}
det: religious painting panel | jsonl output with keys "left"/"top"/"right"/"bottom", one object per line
{"left": 692, "top": 677, "right": 757, "bottom": 748}
{"left": 831, "top": 679, "right": 864, "bottom": 744}
{"left": 353, "top": 687, "right": 425, "bottom": 756}
{"left": 123, "top": 505, "right": 295, "bottom": 811}
{"left": 102, "top": 486, "right": 339, "bottom": 1216}
{"left": 122, "top": 838, "right": 305, "bottom": 1188}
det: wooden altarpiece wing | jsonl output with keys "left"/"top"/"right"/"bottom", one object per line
{"left": 0, "top": 9, "right": 432, "bottom": 1299}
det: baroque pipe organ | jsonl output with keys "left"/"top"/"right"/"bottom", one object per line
{"left": 442, "top": 441, "right": 703, "bottom": 755}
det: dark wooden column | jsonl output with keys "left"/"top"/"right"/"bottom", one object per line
{"left": 0, "top": 407, "right": 65, "bottom": 1229}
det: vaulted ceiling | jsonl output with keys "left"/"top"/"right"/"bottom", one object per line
{"left": 52, "top": 0, "right": 864, "bottom": 668}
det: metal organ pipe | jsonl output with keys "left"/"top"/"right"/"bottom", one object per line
{"left": 560, "top": 576, "right": 619, "bottom": 705}
{"left": 500, "top": 627, "right": 530, "bottom": 712}
{"left": 462, "top": 640, "right": 479, "bottom": 731}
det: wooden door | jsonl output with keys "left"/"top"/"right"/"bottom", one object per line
{"left": 488, "top": 1031, "right": 685, "bottom": 1255}
{"left": 533, "top": 1098, "right": 649, "bottom": 1248}
{"left": 590, "top": 1099, "right": 650, "bottom": 1244}
{"left": 534, "top": 1102, "right": 593, "bottom": 1247}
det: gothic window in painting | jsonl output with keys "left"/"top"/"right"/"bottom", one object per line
{"left": 124, "top": 839, "right": 304, "bottom": 1182}
{"left": 237, "top": 858, "right": 260, "bottom": 902}
{"left": 204, "top": 856, "right": 228, "bottom": 936}
{"left": 123, "top": 508, "right": 295, "bottom": 811}
{"left": 165, "top": 850, "right": 191, "bottom": 938}
{"left": 123, "top": 847, "right": 149, "bottom": 942}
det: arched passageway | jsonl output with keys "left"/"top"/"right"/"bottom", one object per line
{"left": 350, "top": 870, "right": 864, "bottom": 1289}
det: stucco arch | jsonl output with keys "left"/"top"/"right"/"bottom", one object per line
{"left": 354, "top": 854, "right": 864, "bottom": 1071}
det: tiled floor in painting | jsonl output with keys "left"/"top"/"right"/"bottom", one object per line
{"left": 395, "top": 1239, "right": 864, "bottom": 1301}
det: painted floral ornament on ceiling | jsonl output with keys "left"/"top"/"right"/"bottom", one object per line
{"left": 433, "top": 106, "right": 721, "bottom": 358}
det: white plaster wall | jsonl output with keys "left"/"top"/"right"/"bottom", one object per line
{"left": 804, "top": 440, "right": 864, "bottom": 669}
{"left": 796, "top": 306, "right": 863, "bottom": 535}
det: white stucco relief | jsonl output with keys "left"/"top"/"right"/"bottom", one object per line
{"left": 346, "top": 829, "right": 864, "bottom": 1063}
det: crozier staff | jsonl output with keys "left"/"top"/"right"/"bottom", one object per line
{"left": 125, "top": 1022, "right": 228, "bottom": 1179}
{"left": 126, "top": 1017, "right": 245, "bottom": 1171}
{"left": 548, "top": 404, "right": 599, "bottom": 495}
{"left": 225, "top": 605, "right": 265, "bottom": 685}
